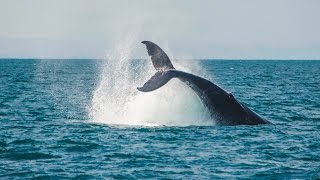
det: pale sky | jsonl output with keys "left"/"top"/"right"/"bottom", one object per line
{"left": 0, "top": 0, "right": 319, "bottom": 59}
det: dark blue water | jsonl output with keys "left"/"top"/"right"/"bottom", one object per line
{"left": 0, "top": 59, "right": 319, "bottom": 179}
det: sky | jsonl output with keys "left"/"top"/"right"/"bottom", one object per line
{"left": 0, "top": 0, "right": 319, "bottom": 59}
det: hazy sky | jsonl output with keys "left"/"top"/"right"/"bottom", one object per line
{"left": 0, "top": 0, "right": 319, "bottom": 59}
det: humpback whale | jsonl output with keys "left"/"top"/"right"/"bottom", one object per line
{"left": 138, "top": 41, "right": 271, "bottom": 126}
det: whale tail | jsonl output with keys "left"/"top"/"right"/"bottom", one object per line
{"left": 138, "top": 41, "right": 176, "bottom": 92}
{"left": 141, "top": 41, "right": 175, "bottom": 71}
{"left": 137, "top": 71, "right": 174, "bottom": 92}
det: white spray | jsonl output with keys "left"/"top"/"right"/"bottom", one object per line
{"left": 89, "top": 32, "right": 213, "bottom": 126}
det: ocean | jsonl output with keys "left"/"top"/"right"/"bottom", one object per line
{"left": 0, "top": 59, "right": 319, "bottom": 179}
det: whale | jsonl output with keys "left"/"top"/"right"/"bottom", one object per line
{"left": 138, "top": 41, "right": 271, "bottom": 126}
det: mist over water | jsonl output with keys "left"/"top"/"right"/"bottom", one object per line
{"left": 89, "top": 33, "right": 212, "bottom": 126}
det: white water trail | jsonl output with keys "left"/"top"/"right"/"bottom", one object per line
{"left": 90, "top": 33, "right": 213, "bottom": 126}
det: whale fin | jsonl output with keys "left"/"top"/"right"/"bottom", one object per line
{"left": 142, "top": 41, "right": 175, "bottom": 71}
{"left": 137, "top": 71, "right": 174, "bottom": 92}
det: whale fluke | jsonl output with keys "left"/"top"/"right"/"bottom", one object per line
{"left": 141, "top": 41, "right": 175, "bottom": 71}
{"left": 137, "top": 71, "right": 174, "bottom": 92}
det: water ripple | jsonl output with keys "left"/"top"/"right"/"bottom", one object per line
{"left": 0, "top": 59, "right": 319, "bottom": 179}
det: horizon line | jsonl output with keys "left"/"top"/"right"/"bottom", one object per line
{"left": 0, "top": 57, "right": 320, "bottom": 61}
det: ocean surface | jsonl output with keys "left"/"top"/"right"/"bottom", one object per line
{"left": 0, "top": 59, "right": 319, "bottom": 179}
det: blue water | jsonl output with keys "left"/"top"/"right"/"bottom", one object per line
{"left": 0, "top": 59, "right": 319, "bottom": 179}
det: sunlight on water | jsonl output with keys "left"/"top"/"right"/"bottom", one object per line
{"left": 90, "top": 32, "right": 212, "bottom": 126}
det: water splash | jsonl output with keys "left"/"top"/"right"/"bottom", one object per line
{"left": 90, "top": 33, "right": 213, "bottom": 126}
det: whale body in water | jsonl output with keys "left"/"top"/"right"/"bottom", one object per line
{"left": 138, "top": 41, "right": 271, "bottom": 126}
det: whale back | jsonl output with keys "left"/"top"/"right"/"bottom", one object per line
{"left": 175, "top": 70, "right": 271, "bottom": 125}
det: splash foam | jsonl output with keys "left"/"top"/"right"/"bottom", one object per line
{"left": 90, "top": 34, "right": 213, "bottom": 126}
